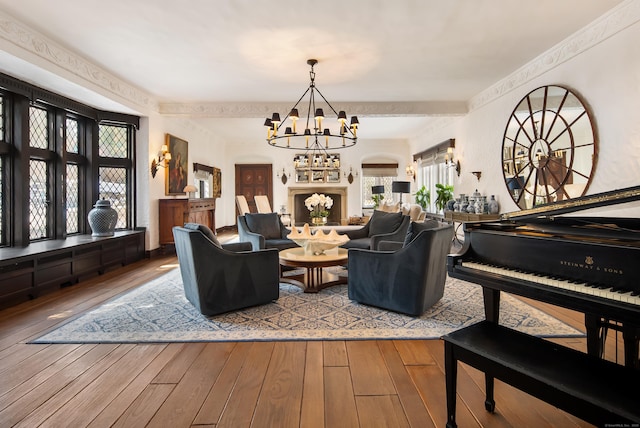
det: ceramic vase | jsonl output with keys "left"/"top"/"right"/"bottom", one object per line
{"left": 88, "top": 200, "right": 118, "bottom": 237}
{"left": 488, "top": 195, "right": 499, "bottom": 214}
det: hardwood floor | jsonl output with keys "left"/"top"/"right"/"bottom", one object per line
{"left": 0, "top": 250, "right": 626, "bottom": 427}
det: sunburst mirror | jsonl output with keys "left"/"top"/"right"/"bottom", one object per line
{"left": 502, "top": 85, "right": 598, "bottom": 210}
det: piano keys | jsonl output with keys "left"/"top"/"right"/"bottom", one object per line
{"left": 447, "top": 185, "right": 640, "bottom": 368}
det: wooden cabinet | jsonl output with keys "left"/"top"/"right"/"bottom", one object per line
{"left": 0, "top": 230, "right": 145, "bottom": 310}
{"left": 159, "top": 198, "right": 216, "bottom": 246}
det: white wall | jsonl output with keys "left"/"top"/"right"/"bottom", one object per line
{"left": 409, "top": 4, "right": 640, "bottom": 217}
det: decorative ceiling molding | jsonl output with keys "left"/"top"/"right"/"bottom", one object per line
{"left": 0, "top": 9, "right": 157, "bottom": 112}
{"left": 468, "top": 0, "right": 639, "bottom": 112}
{"left": 158, "top": 101, "right": 468, "bottom": 118}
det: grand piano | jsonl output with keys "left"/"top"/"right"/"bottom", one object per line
{"left": 447, "top": 185, "right": 640, "bottom": 368}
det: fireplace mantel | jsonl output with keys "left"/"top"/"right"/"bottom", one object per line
{"left": 288, "top": 187, "right": 348, "bottom": 225}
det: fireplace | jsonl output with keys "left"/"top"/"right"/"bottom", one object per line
{"left": 288, "top": 187, "right": 347, "bottom": 226}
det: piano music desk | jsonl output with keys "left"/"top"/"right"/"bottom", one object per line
{"left": 443, "top": 321, "right": 640, "bottom": 428}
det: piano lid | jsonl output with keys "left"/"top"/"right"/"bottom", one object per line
{"left": 500, "top": 185, "right": 640, "bottom": 221}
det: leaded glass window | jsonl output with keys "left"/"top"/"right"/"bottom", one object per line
{"left": 66, "top": 117, "right": 79, "bottom": 153}
{"left": 99, "top": 167, "right": 127, "bottom": 229}
{"left": 66, "top": 163, "right": 79, "bottom": 234}
{"left": 29, "top": 106, "right": 49, "bottom": 149}
{"left": 99, "top": 125, "right": 127, "bottom": 158}
{"left": 29, "top": 160, "right": 49, "bottom": 240}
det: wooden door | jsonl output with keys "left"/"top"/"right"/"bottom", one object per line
{"left": 235, "top": 164, "right": 273, "bottom": 216}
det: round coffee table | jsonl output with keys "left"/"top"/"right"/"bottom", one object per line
{"left": 279, "top": 247, "right": 348, "bottom": 293}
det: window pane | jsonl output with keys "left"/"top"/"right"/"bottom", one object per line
{"left": 30, "top": 159, "right": 49, "bottom": 240}
{"left": 99, "top": 167, "right": 126, "bottom": 229}
{"left": 66, "top": 117, "right": 79, "bottom": 153}
{"left": 362, "top": 176, "right": 394, "bottom": 208}
{"left": 99, "top": 125, "right": 127, "bottom": 158}
{"left": 29, "top": 106, "right": 49, "bottom": 149}
{"left": 66, "top": 163, "right": 79, "bottom": 234}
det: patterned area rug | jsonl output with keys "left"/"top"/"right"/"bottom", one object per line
{"left": 32, "top": 268, "right": 582, "bottom": 343}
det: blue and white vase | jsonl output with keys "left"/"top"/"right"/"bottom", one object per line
{"left": 88, "top": 200, "right": 118, "bottom": 237}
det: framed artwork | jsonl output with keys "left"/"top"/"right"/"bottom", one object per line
{"left": 326, "top": 169, "right": 340, "bottom": 183}
{"left": 296, "top": 169, "right": 309, "bottom": 183}
{"left": 212, "top": 167, "right": 222, "bottom": 198}
{"left": 311, "top": 169, "right": 325, "bottom": 183}
{"left": 165, "top": 134, "right": 188, "bottom": 195}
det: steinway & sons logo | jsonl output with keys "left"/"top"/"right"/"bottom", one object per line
{"left": 559, "top": 256, "right": 623, "bottom": 275}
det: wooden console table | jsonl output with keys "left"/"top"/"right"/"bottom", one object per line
{"left": 159, "top": 198, "right": 216, "bottom": 248}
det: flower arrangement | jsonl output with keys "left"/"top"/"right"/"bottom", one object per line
{"left": 305, "top": 193, "right": 333, "bottom": 219}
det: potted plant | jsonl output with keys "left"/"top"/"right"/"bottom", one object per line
{"left": 371, "top": 193, "right": 384, "bottom": 209}
{"left": 414, "top": 185, "right": 430, "bottom": 210}
{"left": 435, "top": 183, "right": 454, "bottom": 212}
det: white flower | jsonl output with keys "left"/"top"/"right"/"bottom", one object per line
{"left": 304, "top": 193, "right": 333, "bottom": 211}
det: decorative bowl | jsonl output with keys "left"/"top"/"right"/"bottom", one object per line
{"left": 287, "top": 224, "right": 350, "bottom": 255}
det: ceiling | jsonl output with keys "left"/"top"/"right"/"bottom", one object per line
{"left": 0, "top": 0, "right": 623, "bottom": 141}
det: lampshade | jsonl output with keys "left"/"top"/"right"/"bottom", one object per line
{"left": 371, "top": 185, "right": 385, "bottom": 194}
{"left": 391, "top": 181, "right": 411, "bottom": 194}
{"left": 183, "top": 185, "right": 197, "bottom": 193}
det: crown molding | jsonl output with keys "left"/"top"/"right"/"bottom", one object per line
{"left": 469, "top": 0, "right": 640, "bottom": 112}
{"left": 0, "top": 9, "right": 157, "bottom": 112}
{"left": 158, "top": 101, "right": 468, "bottom": 118}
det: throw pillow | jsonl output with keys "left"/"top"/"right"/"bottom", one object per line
{"left": 403, "top": 219, "right": 439, "bottom": 246}
{"left": 184, "top": 222, "right": 221, "bottom": 248}
{"left": 368, "top": 210, "right": 404, "bottom": 236}
{"left": 245, "top": 213, "right": 282, "bottom": 240}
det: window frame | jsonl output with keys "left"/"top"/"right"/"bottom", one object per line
{"left": 0, "top": 72, "right": 139, "bottom": 247}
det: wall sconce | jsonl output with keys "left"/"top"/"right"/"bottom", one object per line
{"left": 445, "top": 142, "right": 460, "bottom": 176}
{"left": 151, "top": 144, "right": 171, "bottom": 178}
{"left": 344, "top": 166, "right": 358, "bottom": 184}
{"left": 406, "top": 163, "right": 416, "bottom": 181}
{"left": 276, "top": 168, "right": 290, "bottom": 185}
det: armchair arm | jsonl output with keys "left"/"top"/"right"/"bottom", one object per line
{"left": 237, "top": 216, "right": 266, "bottom": 250}
{"left": 376, "top": 240, "right": 404, "bottom": 251}
{"left": 222, "top": 242, "right": 253, "bottom": 252}
{"left": 370, "top": 215, "right": 410, "bottom": 250}
{"left": 343, "top": 222, "right": 370, "bottom": 240}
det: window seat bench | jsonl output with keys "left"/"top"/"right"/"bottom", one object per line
{"left": 442, "top": 320, "right": 640, "bottom": 428}
{"left": 0, "top": 229, "right": 145, "bottom": 310}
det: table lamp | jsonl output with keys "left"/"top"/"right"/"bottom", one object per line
{"left": 391, "top": 181, "right": 411, "bottom": 209}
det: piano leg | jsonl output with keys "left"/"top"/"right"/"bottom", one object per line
{"left": 622, "top": 325, "right": 640, "bottom": 369}
{"left": 584, "top": 313, "right": 605, "bottom": 358}
{"left": 481, "top": 286, "right": 499, "bottom": 412}
{"left": 482, "top": 287, "right": 500, "bottom": 323}
{"left": 585, "top": 314, "right": 640, "bottom": 368}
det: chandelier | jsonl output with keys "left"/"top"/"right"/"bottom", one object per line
{"left": 264, "top": 59, "right": 359, "bottom": 151}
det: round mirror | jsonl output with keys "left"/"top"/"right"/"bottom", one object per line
{"left": 502, "top": 85, "right": 597, "bottom": 210}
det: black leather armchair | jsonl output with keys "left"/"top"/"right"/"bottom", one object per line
{"left": 341, "top": 210, "right": 410, "bottom": 250}
{"left": 172, "top": 223, "right": 280, "bottom": 316}
{"left": 237, "top": 213, "right": 298, "bottom": 251}
{"left": 347, "top": 224, "right": 454, "bottom": 316}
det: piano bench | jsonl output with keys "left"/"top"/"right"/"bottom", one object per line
{"left": 442, "top": 321, "right": 640, "bottom": 428}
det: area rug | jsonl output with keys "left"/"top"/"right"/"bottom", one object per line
{"left": 32, "top": 268, "right": 582, "bottom": 343}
